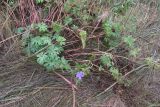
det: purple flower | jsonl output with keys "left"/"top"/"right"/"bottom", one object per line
{"left": 76, "top": 71, "right": 85, "bottom": 80}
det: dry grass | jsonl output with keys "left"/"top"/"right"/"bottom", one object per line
{"left": 0, "top": 0, "right": 160, "bottom": 107}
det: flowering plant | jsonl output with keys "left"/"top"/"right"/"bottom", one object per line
{"left": 76, "top": 71, "right": 85, "bottom": 80}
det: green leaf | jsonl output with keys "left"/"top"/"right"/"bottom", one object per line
{"left": 75, "top": 63, "right": 90, "bottom": 76}
{"left": 36, "top": 23, "right": 48, "bottom": 32}
{"left": 145, "top": 57, "right": 155, "bottom": 67}
{"left": 53, "top": 34, "right": 66, "bottom": 46}
{"left": 41, "top": 36, "right": 52, "bottom": 45}
{"left": 103, "top": 20, "right": 113, "bottom": 37}
{"left": 64, "top": 2, "right": 72, "bottom": 12}
{"left": 36, "top": 0, "right": 44, "bottom": 4}
{"left": 108, "top": 38, "right": 121, "bottom": 48}
{"left": 99, "top": 65, "right": 104, "bottom": 71}
{"left": 23, "top": 26, "right": 69, "bottom": 71}
{"left": 44, "top": 61, "right": 56, "bottom": 70}
{"left": 129, "top": 48, "right": 140, "bottom": 57}
{"left": 71, "top": 25, "right": 78, "bottom": 30}
{"left": 110, "top": 67, "right": 119, "bottom": 76}
{"left": 16, "top": 27, "right": 24, "bottom": 34}
{"left": 31, "top": 36, "right": 51, "bottom": 46}
{"left": 52, "top": 23, "right": 62, "bottom": 33}
{"left": 103, "top": 20, "right": 122, "bottom": 48}
{"left": 47, "top": 45, "right": 63, "bottom": 55}
{"left": 113, "top": 23, "right": 122, "bottom": 35}
{"left": 123, "top": 35, "right": 135, "bottom": 47}
{"left": 31, "top": 36, "right": 43, "bottom": 46}
{"left": 110, "top": 67, "right": 122, "bottom": 80}
{"left": 100, "top": 54, "right": 113, "bottom": 67}
{"left": 64, "top": 16, "right": 73, "bottom": 25}
{"left": 79, "top": 30, "right": 87, "bottom": 49}
{"left": 37, "top": 52, "right": 48, "bottom": 65}
{"left": 29, "top": 36, "right": 51, "bottom": 53}
{"left": 60, "top": 57, "right": 71, "bottom": 70}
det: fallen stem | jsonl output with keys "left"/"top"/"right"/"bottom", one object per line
{"left": 54, "top": 72, "right": 78, "bottom": 90}
{"left": 72, "top": 86, "right": 76, "bottom": 107}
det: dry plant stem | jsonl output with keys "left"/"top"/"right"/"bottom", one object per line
{"left": 0, "top": 27, "right": 31, "bottom": 45}
{"left": 51, "top": 97, "right": 63, "bottom": 107}
{"left": 90, "top": 20, "right": 101, "bottom": 37}
{"left": 0, "top": 34, "right": 21, "bottom": 44}
{"left": 66, "top": 50, "right": 140, "bottom": 64}
{"left": 90, "top": 8, "right": 109, "bottom": 36}
{"left": 64, "top": 27, "right": 80, "bottom": 38}
{"left": 57, "top": 5, "right": 63, "bottom": 21}
{"left": 54, "top": 72, "right": 78, "bottom": 90}
{"left": 4, "top": 38, "right": 19, "bottom": 57}
{"left": 65, "top": 33, "right": 104, "bottom": 46}
{"left": 95, "top": 64, "right": 148, "bottom": 97}
{"left": 72, "top": 86, "right": 76, "bottom": 107}
{"left": 35, "top": 87, "right": 69, "bottom": 90}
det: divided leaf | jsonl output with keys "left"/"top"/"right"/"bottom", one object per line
{"left": 53, "top": 35, "right": 66, "bottom": 46}
{"left": 129, "top": 48, "right": 140, "bottom": 57}
{"left": 123, "top": 35, "right": 135, "bottom": 47}
{"left": 37, "top": 23, "right": 48, "bottom": 32}
{"left": 52, "top": 23, "right": 62, "bottom": 33}
{"left": 37, "top": 52, "right": 48, "bottom": 65}
{"left": 31, "top": 36, "right": 51, "bottom": 46}
{"left": 110, "top": 67, "right": 122, "bottom": 80}
{"left": 64, "top": 16, "right": 73, "bottom": 25}
{"left": 100, "top": 54, "right": 113, "bottom": 67}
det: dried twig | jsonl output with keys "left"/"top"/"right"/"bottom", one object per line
{"left": 54, "top": 72, "right": 78, "bottom": 90}
{"left": 72, "top": 86, "right": 76, "bottom": 107}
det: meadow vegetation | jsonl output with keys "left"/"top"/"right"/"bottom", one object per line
{"left": 0, "top": 0, "right": 160, "bottom": 106}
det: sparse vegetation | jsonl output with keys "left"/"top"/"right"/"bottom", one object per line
{"left": 0, "top": 0, "right": 160, "bottom": 107}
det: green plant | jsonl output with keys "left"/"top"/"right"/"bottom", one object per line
{"left": 73, "top": 63, "right": 91, "bottom": 83}
{"left": 53, "top": 34, "right": 66, "bottom": 46}
{"left": 75, "top": 63, "right": 90, "bottom": 75}
{"left": 79, "top": 30, "right": 87, "bottom": 49}
{"left": 64, "top": 0, "right": 93, "bottom": 23}
{"left": 103, "top": 20, "right": 122, "bottom": 48}
{"left": 145, "top": 57, "right": 160, "bottom": 69}
{"left": 110, "top": 67, "right": 122, "bottom": 81}
{"left": 129, "top": 48, "right": 140, "bottom": 57}
{"left": 16, "top": 0, "right": 141, "bottom": 85}
{"left": 36, "top": 0, "right": 44, "bottom": 4}
{"left": 16, "top": 27, "right": 25, "bottom": 34}
{"left": 123, "top": 35, "right": 140, "bottom": 58}
{"left": 52, "top": 22, "right": 62, "bottom": 33}
{"left": 100, "top": 54, "right": 122, "bottom": 81}
{"left": 100, "top": 54, "right": 113, "bottom": 67}
{"left": 112, "top": 0, "right": 134, "bottom": 15}
{"left": 8, "top": 0, "right": 15, "bottom": 6}
{"left": 36, "top": 47, "right": 70, "bottom": 70}
{"left": 23, "top": 22, "right": 70, "bottom": 71}
{"left": 64, "top": 16, "right": 73, "bottom": 26}
{"left": 36, "top": 23, "right": 48, "bottom": 32}
{"left": 123, "top": 35, "right": 135, "bottom": 48}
